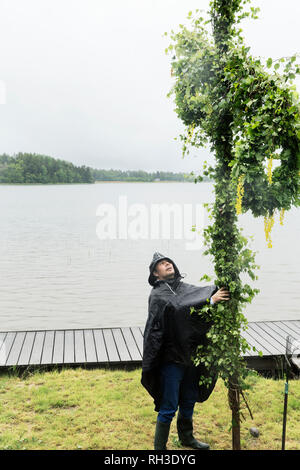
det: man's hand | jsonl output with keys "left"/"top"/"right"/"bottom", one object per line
{"left": 211, "top": 287, "right": 230, "bottom": 304}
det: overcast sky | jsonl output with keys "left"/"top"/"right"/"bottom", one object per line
{"left": 0, "top": 0, "right": 299, "bottom": 173}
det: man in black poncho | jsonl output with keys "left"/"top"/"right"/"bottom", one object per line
{"left": 141, "top": 252, "right": 230, "bottom": 450}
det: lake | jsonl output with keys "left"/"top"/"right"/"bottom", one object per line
{"left": 0, "top": 182, "right": 299, "bottom": 331}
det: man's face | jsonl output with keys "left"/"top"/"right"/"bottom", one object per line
{"left": 153, "top": 259, "right": 175, "bottom": 281}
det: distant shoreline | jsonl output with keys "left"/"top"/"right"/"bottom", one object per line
{"left": 0, "top": 180, "right": 212, "bottom": 185}
{"left": 94, "top": 180, "right": 197, "bottom": 183}
{"left": 0, "top": 153, "right": 211, "bottom": 185}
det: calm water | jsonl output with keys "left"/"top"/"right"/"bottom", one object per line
{"left": 0, "top": 182, "right": 299, "bottom": 331}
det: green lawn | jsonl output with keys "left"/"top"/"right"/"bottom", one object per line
{"left": 0, "top": 367, "right": 299, "bottom": 450}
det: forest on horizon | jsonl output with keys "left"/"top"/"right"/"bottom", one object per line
{"left": 0, "top": 152, "right": 208, "bottom": 184}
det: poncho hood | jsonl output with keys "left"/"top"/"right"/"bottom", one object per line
{"left": 148, "top": 251, "right": 181, "bottom": 286}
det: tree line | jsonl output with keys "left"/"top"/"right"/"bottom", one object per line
{"left": 0, "top": 153, "right": 210, "bottom": 184}
{"left": 0, "top": 153, "right": 93, "bottom": 184}
{"left": 91, "top": 168, "right": 201, "bottom": 182}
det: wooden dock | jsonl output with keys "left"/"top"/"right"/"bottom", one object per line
{"left": 0, "top": 320, "right": 299, "bottom": 373}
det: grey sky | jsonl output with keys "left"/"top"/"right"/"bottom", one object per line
{"left": 0, "top": 0, "right": 299, "bottom": 173}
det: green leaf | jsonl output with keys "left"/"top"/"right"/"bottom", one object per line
{"left": 267, "top": 58, "right": 273, "bottom": 68}
{"left": 200, "top": 274, "right": 212, "bottom": 282}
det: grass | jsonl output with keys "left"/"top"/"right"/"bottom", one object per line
{"left": 0, "top": 367, "right": 299, "bottom": 450}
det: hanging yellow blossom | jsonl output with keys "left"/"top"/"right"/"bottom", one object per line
{"left": 264, "top": 212, "right": 275, "bottom": 248}
{"left": 279, "top": 208, "right": 285, "bottom": 226}
{"left": 263, "top": 157, "right": 275, "bottom": 247}
{"left": 187, "top": 123, "right": 195, "bottom": 143}
{"left": 235, "top": 174, "right": 245, "bottom": 215}
{"left": 267, "top": 157, "right": 273, "bottom": 184}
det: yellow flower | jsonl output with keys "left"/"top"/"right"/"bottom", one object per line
{"left": 279, "top": 208, "right": 285, "bottom": 226}
{"left": 187, "top": 123, "right": 195, "bottom": 144}
{"left": 267, "top": 157, "right": 273, "bottom": 185}
{"left": 264, "top": 212, "right": 275, "bottom": 248}
{"left": 235, "top": 174, "right": 245, "bottom": 215}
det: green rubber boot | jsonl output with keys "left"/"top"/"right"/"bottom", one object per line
{"left": 154, "top": 418, "right": 171, "bottom": 450}
{"left": 177, "top": 412, "right": 210, "bottom": 450}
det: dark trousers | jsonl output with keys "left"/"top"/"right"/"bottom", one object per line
{"left": 157, "top": 363, "right": 199, "bottom": 424}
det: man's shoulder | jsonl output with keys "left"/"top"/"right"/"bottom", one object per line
{"left": 148, "top": 284, "right": 174, "bottom": 308}
{"left": 179, "top": 281, "right": 218, "bottom": 295}
{"left": 149, "top": 281, "right": 166, "bottom": 295}
{"left": 149, "top": 285, "right": 166, "bottom": 301}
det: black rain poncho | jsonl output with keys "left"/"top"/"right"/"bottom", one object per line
{"left": 141, "top": 252, "right": 218, "bottom": 411}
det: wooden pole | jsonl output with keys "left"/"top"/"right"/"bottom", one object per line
{"left": 228, "top": 378, "right": 241, "bottom": 450}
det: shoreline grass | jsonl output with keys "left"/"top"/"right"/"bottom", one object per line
{"left": 0, "top": 367, "right": 299, "bottom": 450}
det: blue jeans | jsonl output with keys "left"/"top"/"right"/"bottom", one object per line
{"left": 157, "top": 363, "right": 199, "bottom": 424}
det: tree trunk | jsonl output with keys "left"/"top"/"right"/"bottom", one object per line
{"left": 228, "top": 378, "right": 241, "bottom": 450}
{"left": 213, "top": 155, "right": 242, "bottom": 450}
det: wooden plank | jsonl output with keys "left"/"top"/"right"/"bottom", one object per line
{"left": 276, "top": 321, "right": 300, "bottom": 341}
{"left": 247, "top": 324, "right": 281, "bottom": 355}
{"left": 84, "top": 330, "right": 97, "bottom": 363}
{"left": 259, "top": 322, "right": 288, "bottom": 350}
{"left": 0, "top": 333, "right": 7, "bottom": 366}
{"left": 249, "top": 323, "right": 282, "bottom": 355}
{"left": 264, "top": 321, "right": 289, "bottom": 340}
{"left": 264, "top": 321, "right": 296, "bottom": 347}
{"left": 0, "top": 332, "right": 6, "bottom": 345}
{"left": 52, "top": 330, "right": 64, "bottom": 364}
{"left": 93, "top": 329, "right": 108, "bottom": 363}
{"left": 241, "top": 330, "right": 256, "bottom": 356}
{"left": 112, "top": 328, "right": 131, "bottom": 362}
{"left": 2, "top": 332, "right": 17, "bottom": 366}
{"left": 121, "top": 327, "right": 142, "bottom": 361}
{"left": 29, "top": 331, "right": 45, "bottom": 365}
{"left": 41, "top": 331, "right": 55, "bottom": 365}
{"left": 243, "top": 327, "right": 272, "bottom": 356}
{"left": 74, "top": 330, "right": 86, "bottom": 363}
{"left": 281, "top": 320, "right": 300, "bottom": 337}
{"left": 289, "top": 320, "right": 300, "bottom": 333}
{"left": 18, "top": 332, "right": 35, "bottom": 366}
{"left": 131, "top": 327, "right": 144, "bottom": 357}
{"left": 103, "top": 329, "right": 119, "bottom": 362}
{"left": 0, "top": 332, "right": 6, "bottom": 346}
{"left": 250, "top": 322, "right": 284, "bottom": 355}
{"left": 64, "top": 330, "right": 75, "bottom": 364}
{"left": 6, "top": 332, "right": 26, "bottom": 366}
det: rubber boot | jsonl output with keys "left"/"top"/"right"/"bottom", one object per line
{"left": 154, "top": 418, "right": 171, "bottom": 450}
{"left": 177, "top": 412, "right": 209, "bottom": 450}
